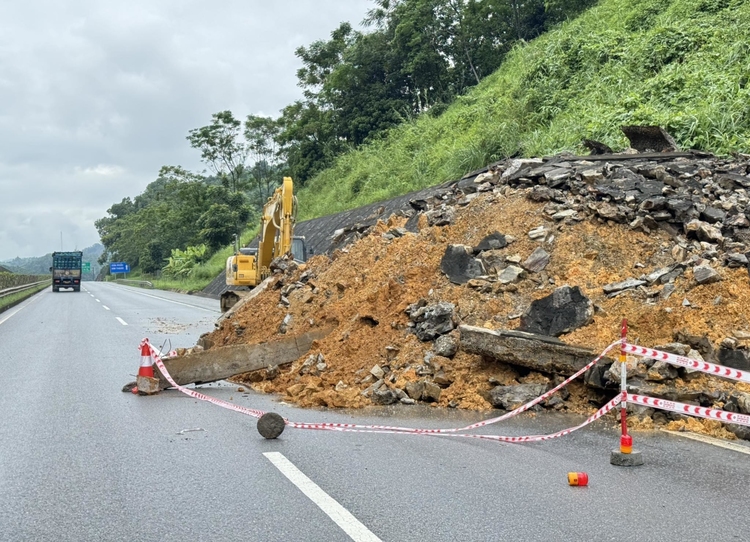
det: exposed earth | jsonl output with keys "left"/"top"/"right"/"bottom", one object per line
{"left": 203, "top": 149, "right": 750, "bottom": 441}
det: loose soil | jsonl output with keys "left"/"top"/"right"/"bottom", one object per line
{"left": 208, "top": 189, "right": 750, "bottom": 439}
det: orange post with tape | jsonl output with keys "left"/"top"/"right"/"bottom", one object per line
{"left": 619, "top": 319, "right": 632, "bottom": 454}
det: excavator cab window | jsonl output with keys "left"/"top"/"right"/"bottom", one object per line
{"left": 291, "top": 237, "right": 307, "bottom": 263}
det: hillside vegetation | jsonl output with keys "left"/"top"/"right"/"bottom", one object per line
{"left": 298, "top": 0, "right": 750, "bottom": 221}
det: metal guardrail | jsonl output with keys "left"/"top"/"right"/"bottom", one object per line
{"left": 113, "top": 279, "right": 154, "bottom": 289}
{"left": 0, "top": 280, "right": 50, "bottom": 299}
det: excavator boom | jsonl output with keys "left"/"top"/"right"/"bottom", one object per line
{"left": 221, "top": 177, "right": 303, "bottom": 312}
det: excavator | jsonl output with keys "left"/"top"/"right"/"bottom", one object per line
{"left": 220, "top": 176, "right": 307, "bottom": 312}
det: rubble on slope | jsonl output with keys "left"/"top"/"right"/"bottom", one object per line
{"left": 203, "top": 147, "right": 750, "bottom": 441}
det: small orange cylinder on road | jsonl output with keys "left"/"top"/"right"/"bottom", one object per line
{"left": 568, "top": 472, "right": 589, "bottom": 486}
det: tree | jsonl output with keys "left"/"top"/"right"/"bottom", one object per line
{"left": 245, "top": 115, "right": 283, "bottom": 201}
{"left": 187, "top": 111, "right": 248, "bottom": 193}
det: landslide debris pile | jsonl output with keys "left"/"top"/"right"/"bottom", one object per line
{"left": 207, "top": 149, "right": 750, "bottom": 440}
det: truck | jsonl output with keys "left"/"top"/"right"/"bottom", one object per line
{"left": 221, "top": 177, "right": 307, "bottom": 312}
{"left": 51, "top": 251, "right": 83, "bottom": 292}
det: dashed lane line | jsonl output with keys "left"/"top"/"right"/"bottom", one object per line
{"left": 115, "top": 317, "right": 128, "bottom": 326}
{"left": 102, "top": 305, "right": 110, "bottom": 311}
{"left": 263, "top": 452, "right": 382, "bottom": 542}
{"left": 110, "top": 286, "right": 219, "bottom": 313}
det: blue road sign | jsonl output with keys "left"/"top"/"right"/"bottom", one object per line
{"left": 110, "top": 262, "right": 130, "bottom": 273}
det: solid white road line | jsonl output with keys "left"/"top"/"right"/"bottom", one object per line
{"left": 662, "top": 429, "right": 750, "bottom": 455}
{"left": 0, "top": 294, "right": 43, "bottom": 326}
{"left": 115, "top": 317, "right": 128, "bottom": 326}
{"left": 263, "top": 452, "right": 382, "bottom": 542}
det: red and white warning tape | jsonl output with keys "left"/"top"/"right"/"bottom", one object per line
{"left": 623, "top": 343, "right": 750, "bottom": 384}
{"left": 145, "top": 340, "right": 624, "bottom": 442}
{"left": 629, "top": 394, "right": 750, "bottom": 427}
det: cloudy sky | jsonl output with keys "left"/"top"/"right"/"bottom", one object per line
{"left": 0, "top": 0, "right": 372, "bottom": 261}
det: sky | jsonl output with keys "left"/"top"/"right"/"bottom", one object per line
{"left": 0, "top": 0, "right": 372, "bottom": 261}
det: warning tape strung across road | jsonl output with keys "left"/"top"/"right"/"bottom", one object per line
{"left": 288, "top": 394, "right": 623, "bottom": 443}
{"left": 286, "top": 340, "right": 621, "bottom": 434}
{"left": 629, "top": 394, "right": 750, "bottom": 427}
{"left": 146, "top": 341, "right": 623, "bottom": 442}
{"left": 623, "top": 343, "right": 750, "bottom": 384}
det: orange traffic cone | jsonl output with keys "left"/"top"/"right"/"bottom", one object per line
{"left": 138, "top": 340, "right": 154, "bottom": 378}
{"left": 131, "top": 339, "right": 156, "bottom": 395}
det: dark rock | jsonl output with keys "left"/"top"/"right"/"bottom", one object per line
{"left": 425, "top": 206, "right": 456, "bottom": 226}
{"left": 433, "top": 371, "right": 453, "bottom": 388}
{"left": 584, "top": 362, "right": 615, "bottom": 389}
{"left": 693, "top": 265, "right": 721, "bottom": 285}
{"left": 583, "top": 139, "right": 613, "bottom": 155}
{"left": 498, "top": 265, "right": 526, "bottom": 284}
{"left": 522, "top": 247, "right": 551, "bottom": 273}
{"left": 518, "top": 285, "right": 594, "bottom": 337}
{"left": 726, "top": 424, "right": 750, "bottom": 441}
{"left": 489, "top": 383, "right": 547, "bottom": 410}
{"left": 700, "top": 206, "right": 726, "bottom": 224}
{"left": 422, "top": 382, "right": 442, "bottom": 402}
{"left": 371, "top": 388, "right": 399, "bottom": 405}
{"left": 603, "top": 278, "right": 647, "bottom": 295}
{"left": 645, "top": 361, "right": 679, "bottom": 381}
{"left": 673, "top": 331, "right": 716, "bottom": 361}
{"left": 405, "top": 381, "right": 425, "bottom": 401}
{"left": 718, "top": 348, "right": 750, "bottom": 372}
{"left": 473, "top": 232, "right": 508, "bottom": 254}
{"left": 409, "top": 302, "right": 456, "bottom": 341}
{"left": 433, "top": 334, "right": 458, "bottom": 358}
{"left": 440, "top": 244, "right": 485, "bottom": 284}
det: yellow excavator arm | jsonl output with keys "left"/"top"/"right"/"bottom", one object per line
{"left": 222, "top": 177, "right": 300, "bottom": 311}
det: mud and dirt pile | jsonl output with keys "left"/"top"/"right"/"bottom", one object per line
{"left": 205, "top": 150, "right": 750, "bottom": 440}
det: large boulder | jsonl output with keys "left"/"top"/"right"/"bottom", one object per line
{"left": 517, "top": 285, "right": 593, "bottom": 337}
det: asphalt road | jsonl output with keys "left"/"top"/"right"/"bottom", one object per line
{"left": 1, "top": 283, "right": 749, "bottom": 541}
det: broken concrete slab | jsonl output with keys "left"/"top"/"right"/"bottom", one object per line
{"left": 459, "top": 325, "right": 603, "bottom": 376}
{"left": 152, "top": 327, "right": 334, "bottom": 390}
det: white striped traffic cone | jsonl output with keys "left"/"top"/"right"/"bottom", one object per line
{"left": 132, "top": 339, "right": 158, "bottom": 395}
{"left": 138, "top": 340, "right": 154, "bottom": 378}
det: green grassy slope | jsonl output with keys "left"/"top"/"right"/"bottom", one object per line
{"left": 297, "top": 0, "right": 750, "bottom": 221}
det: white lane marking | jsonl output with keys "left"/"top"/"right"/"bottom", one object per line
{"left": 109, "top": 286, "right": 219, "bottom": 313}
{"left": 263, "top": 452, "right": 382, "bottom": 542}
{"left": 0, "top": 294, "right": 42, "bottom": 326}
{"left": 116, "top": 317, "right": 128, "bottom": 326}
{"left": 95, "top": 299, "right": 101, "bottom": 303}
{"left": 662, "top": 429, "right": 750, "bottom": 455}
{"left": 102, "top": 305, "right": 110, "bottom": 311}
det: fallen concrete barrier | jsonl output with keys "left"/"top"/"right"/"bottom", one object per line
{"left": 458, "top": 325, "right": 606, "bottom": 375}
{"left": 126, "top": 327, "right": 333, "bottom": 391}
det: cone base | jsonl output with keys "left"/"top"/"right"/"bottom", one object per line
{"left": 610, "top": 449, "right": 644, "bottom": 466}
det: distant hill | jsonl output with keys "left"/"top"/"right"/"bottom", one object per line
{"left": 1, "top": 243, "right": 104, "bottom": 277}
{"left": 0, "top": 265, "right": 11, "bottom": 274}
